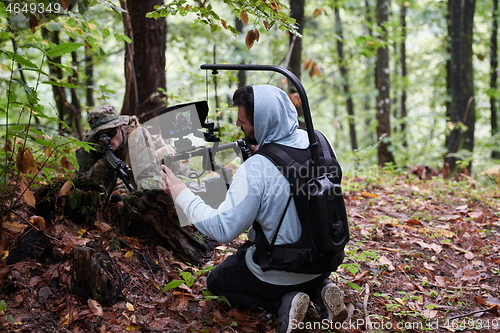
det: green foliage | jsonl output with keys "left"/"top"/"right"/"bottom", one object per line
{"left": 198, "top": 290, "right": 231, "bottom": 307}
{"left": 162, "top": 279, "right": 186, "bottom": 292}
{"left": 162, "top": 266, "right": 214, "bottom": 293}
{"left": 0, "top": 1, "right": 122, "bottom": 217}
{"left": 0, "top": 299, "right": 15, "bottom": 324}
{"left": 147, "top": 0, "right": 298, "bottom": 37}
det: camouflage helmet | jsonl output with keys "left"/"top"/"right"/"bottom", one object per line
{"left": 86, "top": 105, "right": 129, "bottom": 138}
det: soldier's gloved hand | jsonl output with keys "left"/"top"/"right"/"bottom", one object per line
{"left": 110, "top": 193, "right": 123, "bottom": 203}
{"left": 89, "top": 158, "right": 108, "bottom": 180}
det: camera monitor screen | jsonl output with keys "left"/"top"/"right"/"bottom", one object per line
{"left": 157, "top": 101, "right": 209, "bottom": 139}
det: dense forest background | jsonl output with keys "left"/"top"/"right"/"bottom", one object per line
{"left": 1, "top": 0, "right": 499, "bottom": 177}
{"left": 1, "top": 1, "right": 500, "bottom": 332}
{"left": 0, "top": 0, "right": 499, "bottom": 226}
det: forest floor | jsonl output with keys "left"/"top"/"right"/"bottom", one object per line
{"left": 1, "top": 166, "right": 500, "bottom": 333}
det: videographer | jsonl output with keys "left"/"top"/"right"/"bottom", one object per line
{"left": 162, "top": 85, "right": 347, "bottom": 333}
{"left": 76, "top": 105, "right": 175, "bottom": 197}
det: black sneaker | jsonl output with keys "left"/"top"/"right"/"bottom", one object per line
{"left": 278, "top": 291, "right": 310, "bottom": 333}
{"left": 313, "top": 280, "right": 347, "bottom": 323}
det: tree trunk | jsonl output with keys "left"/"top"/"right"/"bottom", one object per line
{"left": 85, "top": 47, "right": 95, "bottom": 107}
{"left": 334, "top": 5, "right": 358, "bottom": 151}
{"left": 34, "top": 182, "right": 211, "bottom": 265}
{"left": 375, "top": 0, "right": 395, "bottom": 166}
{"left": 363, "top": 0, "right": 376, "bottom": 146}
{"left": 69, "top": 44, "right": 84, "bottom": 139}
{"left": 445, "top": 0, "right": 476, "bottom": 173}
{"left": 289, "top": 0, "right": 306, "bottom": 129}
{"left": 122, "top": 0, "right": 167, "bottom": 123}
{"left": 41, "top": 29, "right": 66, "bottom": 132}
{"left": 400, "top": 1, "right": 408, "bottom": 148}
{"left": 115, "top": 190, "right": 213, "bottom": 265}
{"left": 235, "top": 18, "right": 247, "bottom": 88}
{"left": 71, "top": 246, "right": 123, "bottom": 306}
{"left": 491, "top": 0, "right": 500, "bottom": 159}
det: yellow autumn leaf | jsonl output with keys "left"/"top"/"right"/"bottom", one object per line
{"left": 19, "top": 176, "right": 36, "bottom": 208}
{"left": 395, "top": 297, "right": 406, "bottom": 306}
{"left": 124, "top": 250, "right": 134, "bottom": 258}
{"left": 61, "top": 313, "right": 71, "bottom": 325}
{"left": 125, "top": 325, "right": 141, "bottom": 330}
{"left": 1, "top": 251, "right": 9, "bottom": 260}
{"left": 126, "top": 302, "right": 134, "bottom": 311}
{"left": 360, "top": 191, "right": 380, "bottom": 198}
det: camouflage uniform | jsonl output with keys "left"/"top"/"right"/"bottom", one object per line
{"left": 76, "top": 105, "right": 174, "bottom": 196}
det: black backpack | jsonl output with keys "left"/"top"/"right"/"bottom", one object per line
{"left": 250, "top": 130, "right": 349, "bottom": 274}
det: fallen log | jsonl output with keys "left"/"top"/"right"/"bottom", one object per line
{"left": 114, "top": 189, "right": 214, "bottom": 265}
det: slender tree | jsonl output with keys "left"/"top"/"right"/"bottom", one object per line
{"left": 400, "top": 1, "right": 408, "bottom": 148}
{"left": 363, "top": 0, "right": 376, "bottom": 146}
{"left": 445, "top": 0, "right": 476, "bottom": 173}
{"left": 235, "top": 18, "right": 247, "bottom": 88}
{"left": 334, "top": 4, "right": 358, "bottom": 151}
{"left": 121, "top": 0, "right": 167, "bottom": 123}
{"left": 289, "top": 0, "right": 306, "bottom": 128}
{"left": 491, "top": 0, "right": 500, "bottom": 159}
{"left": 375, "top": 0, "right": 396, "bottom": 165}
{"left": 85, "top": 48, "right": 94, "bottom": 108}
{"left": 289, "top": 0, "right": 305, "bottom": 80}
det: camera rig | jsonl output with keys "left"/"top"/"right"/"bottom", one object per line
{"left": 157, "top": 100, "right": 252, "bottom": 207}
{"left": 155, "top": 64, "right": 321, "bottom": 209}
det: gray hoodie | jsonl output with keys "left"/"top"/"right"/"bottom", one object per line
{"left": 175, "top": 84, "right": 321, "bottom": 284}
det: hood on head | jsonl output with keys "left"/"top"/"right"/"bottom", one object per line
{"left": 252, "top": 85, "right": 298, "bottom": 146}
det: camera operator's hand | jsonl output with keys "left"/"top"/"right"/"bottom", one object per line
{"left": 162, "top": 165, "right": 187, "bottom": 200}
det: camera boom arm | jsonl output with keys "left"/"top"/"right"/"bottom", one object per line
{"left": 200, "top": 64, "right": 321, "bottom": 177}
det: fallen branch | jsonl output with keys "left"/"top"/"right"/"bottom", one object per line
{"left": 363, "top": 283, "right": 371, "bottom": 331}
{"left": 447, "top": 306, "right": 498, "bottom": 320}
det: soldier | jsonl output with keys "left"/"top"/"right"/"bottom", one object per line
{"left": 76, "top": 105, "right": 172, "bottom": 197}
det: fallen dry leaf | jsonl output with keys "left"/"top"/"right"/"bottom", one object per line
{"left": 88, "top": 299, "right": 103, "bottom": 317}
{"left": 30, "top": 216, "right": 46, "bottom": 230}
{"left": 435, "top": 276, "right": 449, "bottom": 287}
{"left": 378, "top": 256, "right": 395, "bottom": 271}
{"left": 126, "top": 302, "right": 134, "bottom": 311}
{"left": 19, "top": 176, "right": 36, "bottom": 207}
{"left": 58, "top": 180, "right": 73, "bottom": 197}
{"left": 416, "top": 241, "right": 442, "bottom": 254}
{"left": 423, "top": 308, "right": 438, "bottom": 319}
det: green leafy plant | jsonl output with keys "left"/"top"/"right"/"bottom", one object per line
{"left": 0, "top": 299, "right": 15, "bottom": 324}
{"left": 146, "top": 0, "right": 298, "bottom": 37}
{"left": 0, "top": 42, "right": 94, "bottom": 214}
{"left": 197, "top": 290, "right": 231, "bottom": 307}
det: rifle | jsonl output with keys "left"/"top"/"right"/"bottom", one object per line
{"left": 98, "top": 134, "right": 134, "bottom": 206}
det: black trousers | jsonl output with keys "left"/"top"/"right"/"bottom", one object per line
{"left": 206, "top": 251, "right": 330, "bottom": 313}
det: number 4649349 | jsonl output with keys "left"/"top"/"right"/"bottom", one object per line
{"left": 6, "top": 2, "right": 64, "bottom": 14}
